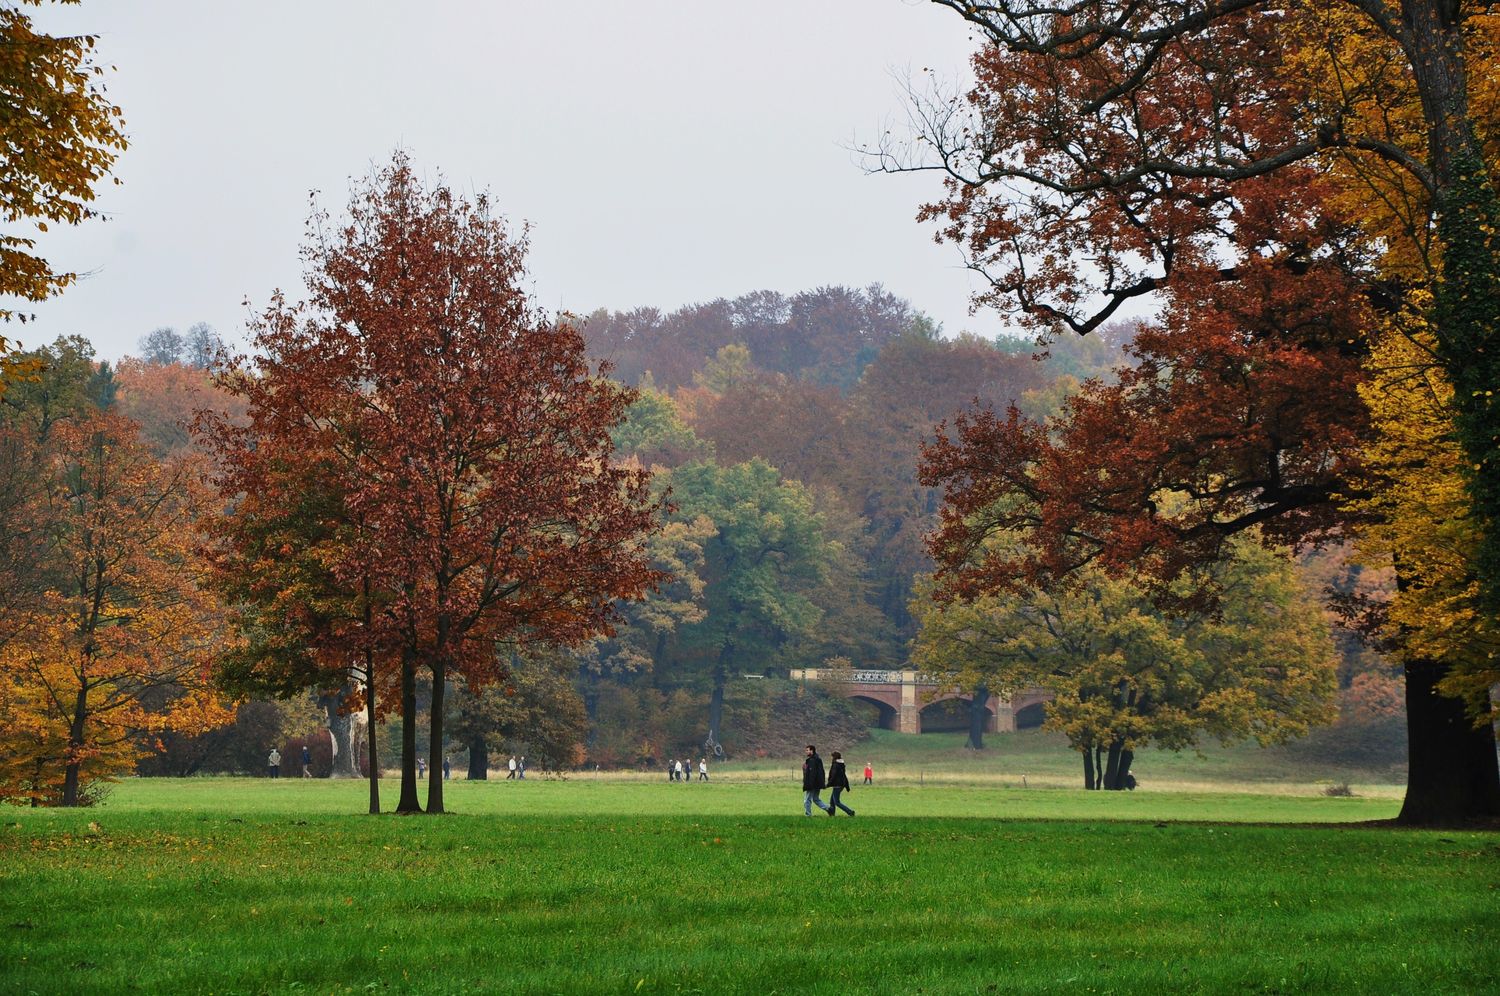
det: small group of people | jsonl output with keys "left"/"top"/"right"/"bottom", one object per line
{"left": 415, "top": 757, "right": 455, "bottom": 780}
{"left": 667, "top": 757, "right": 708, "bottom": 781}
{"left": 802, "top": 745, "right": 862, "bottom": 816}
{"left": 506, "top": 755, "right": 527, "bottom": 779}
{"left": 266, "top": 745, "right": 315, "bottom": 778}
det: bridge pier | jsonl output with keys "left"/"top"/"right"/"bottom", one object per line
{"left": 899, "top": 671, "right": 920, "bottom": 733}
{"left": 994, "top": 702, "right": 1015, "bottom": 732}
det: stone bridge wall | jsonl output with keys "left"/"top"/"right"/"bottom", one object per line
{"left": 790, "top": 668, "right": 1049, "bottom": 735}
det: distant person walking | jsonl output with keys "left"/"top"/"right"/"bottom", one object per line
{"left": 518, "top": 756, "right": 526, "bottom": 779}
{"left": 674, "top": 759, "right": 684, "bottom": 782}
{"left": 802, "top": 745, "right": 831, "bottom": 815}
{"left": 418, "top": 757, "right": 427, "bottom": 779}
{"left": 507, "top": 756, "right": 517, "bottom": 779}
{"left": 699, "top": 758, "right": 709, "bottom": 781}
{"left": 301, "top": 744, "right": 312, "bottom": 778}
{"left": 442, "top": 757, "right": 451, "bottom": 781}
{"left": 667, "top": 758, "right": 675, "bottom": 781}
{"left": 827, "top": 751, "right": 855, "bottom": 817}
{"left": 863, "top": 762, "right": 873, "bottom": 785}
{"left": 267, "top": 748, "right": 281, "bottom": 779}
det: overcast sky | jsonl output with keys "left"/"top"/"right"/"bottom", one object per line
{"left": 22, "top": 1, "right": 1009, "bottom": 361}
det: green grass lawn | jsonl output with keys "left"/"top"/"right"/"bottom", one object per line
{"left": 724, "top": 728, "right": 1410, "bottom": 796}
{"left": 3, "top": 776, "right": 1495, "bottom": 994}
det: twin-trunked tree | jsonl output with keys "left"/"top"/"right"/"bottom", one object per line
{"left": 891, "top": 1, "right": 1500, "bottom": 825}
{"left": 201, "top": 155, "right": 662, "bottom": 814}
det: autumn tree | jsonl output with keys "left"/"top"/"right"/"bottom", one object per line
{"left": 913, "top": 535, "right": 1337, "bottom": 789}
{"left": 1352, "top": 312, "right": 1499, "bottom": 725}
{"left": 206, "top": 431, "right": 392, "bottom": 811}
{"left": 0, "top": 0, "right": 127, "bottom": 360}
{"left": 203, "top": 153, "right": 662, "bottom": 814}
{"left": 888, "top": 0, "right": 1500, "bottom": 824}
{"left": 0, "top": 337, "right": 114, "bottom": 654}
{"left": 0, "top": 409, "right": 229, "bottom": 806}
{"left": 114, "top": 356, "right": 246, "bottom": 459}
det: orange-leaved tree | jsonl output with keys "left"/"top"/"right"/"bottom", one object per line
{"left": 0, "top": 410, "right": 229, "bottom": 806}
{"left": 202, "top": 153, "right": 664, "bottom": 814}
{"left": 0, "top": 0, "right": 127, "bottom": 397}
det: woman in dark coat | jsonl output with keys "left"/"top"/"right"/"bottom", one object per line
{"left": 826, "top": 750, "right": 855, "bottom": 817}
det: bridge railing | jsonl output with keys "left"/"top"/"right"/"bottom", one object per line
{"left": 790, "top": 668, "right": 939, "bottom": 685}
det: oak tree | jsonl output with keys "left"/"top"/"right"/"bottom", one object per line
{"left": 203, "top": 153, "right": 663, "bottom": 814}
{"left": 893, "top": 0, "right": 1500, "bottom": 824}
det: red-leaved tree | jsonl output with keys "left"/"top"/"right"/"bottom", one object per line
{"left": 203, "top": 154, "right": 663, "bottom": 814}
{"left": 890, "top": 2, "right": 1500, "bottom": 823}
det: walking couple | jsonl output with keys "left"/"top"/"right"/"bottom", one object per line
{"left": 802, "top": 744, "right": 854, "bottom": 817}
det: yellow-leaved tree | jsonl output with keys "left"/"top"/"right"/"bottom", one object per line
{"left": 1353, "top": 307, "right": 1499, "bottom": 725}
{"left": 0, "top": 0, "right": 127, "bottom": 394}
{"left": 0, "top": 410, "right": 230, "bottom": 806}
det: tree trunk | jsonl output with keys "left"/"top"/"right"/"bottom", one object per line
{"left": 1397, "top": 656, "right": 1500, "bottom": 825}
{"left": 365, "top": 668, "right": 380, "bottom": 815}
{"left": 396, "top": 649, "right": 422, "bottom": 814}
{"left": 426, "top": 659, "right": 447, "bottom": 814}
{"left": 61, "top": 688, "right": 88, "bottom": 807}
{"left": 1102, "top": 738, "right": 1125, "bottom": 790}
{"left": 1082, "top": 746, "right": 1095, "bottom": 790}
{"left": 708, "top": 641, "right": 733, "bottom": 748}
{"left": 1118, "top": 748, "right": 1135, "bottom": 789}
{"left": 322, "top": 684, "right": 359, "bottom": 778}
{"left": 1401, "top": 0, "right": 1476, "bottom": 189}
{"left": 967, "top": 685, "right": 990, "bottom": 750}
{"left": 467, "top": 735, "right": 488, "bottom": 780}
{"left": 1407, "top": 1, "right": 1500, "bottom": 618}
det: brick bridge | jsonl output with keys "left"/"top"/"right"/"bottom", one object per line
{"left": 788, "top": 667, "right": 1048, "bottom": 735}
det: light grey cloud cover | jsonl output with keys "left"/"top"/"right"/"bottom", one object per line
{"left": 23, "top": 1, "right": 1010, "bottom": 360}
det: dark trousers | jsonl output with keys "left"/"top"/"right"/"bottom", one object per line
{"left": 829, "top": 787, "right": 854, "bottom": 815}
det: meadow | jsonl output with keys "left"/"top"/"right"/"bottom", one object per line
{"left": 3, "top": 753, "right": 1496, "bottom": 995}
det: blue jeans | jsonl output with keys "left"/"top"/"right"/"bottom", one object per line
{"left": 829, "top": 787, "right": 854, "bottom": 815}
{"left": 804, "top": 790, "right": 829, "bottom": 815}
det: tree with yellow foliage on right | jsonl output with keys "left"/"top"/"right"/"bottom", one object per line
{"left": 1352, "top": 310, "right": 1500, "bottom": 803}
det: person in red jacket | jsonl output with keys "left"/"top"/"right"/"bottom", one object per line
{"left": 863, "top": 762, "right": 873, "bottom": 785}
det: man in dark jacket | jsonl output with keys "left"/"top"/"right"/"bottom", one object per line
{"left": 802, "top": 745, "right": 831, "bottom": 816}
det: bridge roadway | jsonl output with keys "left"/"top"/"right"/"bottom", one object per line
{"left": 787, "top": 667, "right": 1048, "bottom": 735}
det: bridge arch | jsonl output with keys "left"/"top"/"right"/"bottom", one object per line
{"left": 848, "top": 694, "right": 900, "bottom": 731}
{"left": 919, "top": 693, "right": 999, "bottom": 734}
{"left": 789, "top": 666, "right": 1047, "bottom": 736}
